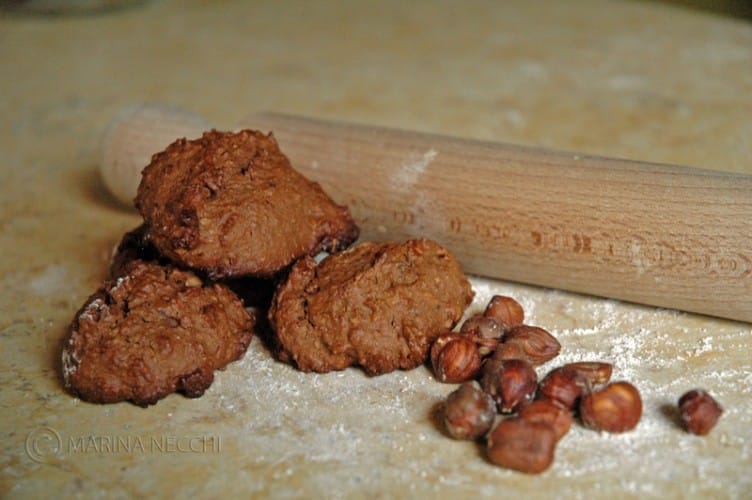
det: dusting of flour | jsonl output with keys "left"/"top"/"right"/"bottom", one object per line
{"left": 195, "top": 276, "right": 751, "bottom": 497}
{"left": 465, "top": 277, "right": 752, "bottom": 495}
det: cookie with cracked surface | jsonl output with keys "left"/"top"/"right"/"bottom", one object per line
{"left": 62, "top": 260, "right": 254, "bottom": 406}
{"left": 269, "top": 239, "right": 474, "bottom": 375}
{"left": 135, "top": 129, "right": 359, "bottom": 279}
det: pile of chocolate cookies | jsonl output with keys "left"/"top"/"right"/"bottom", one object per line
{"left": 63, "top": 130, "right": 473, "bottom": 406}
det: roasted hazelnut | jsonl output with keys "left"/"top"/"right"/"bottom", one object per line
{"left": 538, "top": 367, "right": 586, "bottom": 410}
{"left": 443, "top": 381, "right": 497, "bottom": 440}
{"left": 486, "top": 417, "right": 557, "bottom": 474}
{"left": 537, "top": 362, "right": 614, "bottom": 410}
{"left": 561, "top": 361, "right": 613, "bottom": 386}
{"left": 480, "top": 358, "right": 537, "bottom": 413}
{"left": 484, "top": 295, "right": 524, "bottom": 328}
{"left": 495, "top": 325, "right": 560, "bottom": 366}
{"left": 432, "top": 336, "right": 482, "bottom": 383}
{"left": 493, "top": 340, "right": 525, "bottom": 362}
{"left": 460, "top": 313, "right": 507, "bottom": 340}
{"left": 678, "top": 389, "right": 723, "bottom": 436}
{"left": 580, "top": 381, "right": 642, "bottom": 433}
{"left": 430, "top": 333, "right": 463, "bottom": 370}
{"left": 518, "top": 399, "right": 573, "bottom": 441}
{"left": 459, "top": 314, "right": 504, "bottom": 355}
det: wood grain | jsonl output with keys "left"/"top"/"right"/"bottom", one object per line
{"left": 240, "top": 113, "right": 752, "bottom": 322}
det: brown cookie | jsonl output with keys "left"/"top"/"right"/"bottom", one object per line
{"left": 135, "top": 129, "right": 359, "bottom": 279}
{"left": 62, "top": 260, "right": 254, "bottom": 406}
{"left": 269, "top": 239, "right": 474, "bottom": 375}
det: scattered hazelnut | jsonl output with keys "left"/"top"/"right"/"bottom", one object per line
{"left": 537, "top": 362, "right": 614, "bottom": 410}
{"left": 518, "top": 399, "right": 573, "bottom": 441}
{"left": 580, "top": 381, "right": 642, "bottom": 433}
{"left": 484, "top": 295, "right": 524, "bottom": 328}
{"left": 486, "top": 417, "right": 557, "bottom": 474}
{"left": 443, "top": 381, "right": 497, "bottom": 440}
{"left": 538, "top": 367, "right": 586, "bottom": 410}
{"left": 459, "top": 314, "right": 505, "bottom": 355}
{"left": 495, "top": 325, "right": 560, "bottom": 366}
{"left": 678, "top": 389, "right": 723, "bottom": 436}
{"left": 493, "top": 340, "right": 524, "bottom": 362}
{"left": 460, "top": 313, "right": 508, "bottom": 340}
{"left": 561, "top": 361, "right": 613, "bottom": 386}
{"left": 432, "top": 336, "right": 482, "bottom": 383}
{"left": 429, "top": 294, "right": 680, "bottom": 473}
{"left": 430, "top": 333, "right": 463, "bottom": 370}
{"left": 480, "top": 358, "right": 537, "bottom": 413}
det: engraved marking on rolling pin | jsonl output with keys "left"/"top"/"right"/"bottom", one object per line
{"left": 611, "top": 236, "right": 750, "bottom": 277}
{"left": 467, "top": 217, "right": 752, "bottom": 278}
{"left": 392, "top": 210, "right": 416, "bottom": 225}
{"left": 739, "top": 253, "right": 752, "bottom": 278}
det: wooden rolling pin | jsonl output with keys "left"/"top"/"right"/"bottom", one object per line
{"left": 101, "top": 106, "right": 752, "bottom": 322}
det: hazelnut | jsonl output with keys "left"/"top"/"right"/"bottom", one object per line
{"left": 493, "top": 340, "right": 522, "bottom": 360}
{"left": 459, "top": 314, "right": 504, "bottom": 355}
{"left": 484, "top": 295, "right": 524, "bottom": 327}
{"left": 495, "top": 325, "right": 560, "bottom": 366}
{"left": 460, "top": 313, "right": 507, "bottom": 340}
{"left": 678, "top": 389, "right": 723, "bottom": 436}
{"left": 480, "top": 358, "right": 537, "bottom": 413}
{"left": 561, "top": 361, "right": 613, "bottom": 387}
{"left": 537, "top": 362, "right": 614, "bottom": 410}
{"left": 537, "top": 367, "right": 586, "bottom": 410}
{"left": 432, "top": 336, "right": 482, "bottom": 383}
{"left": 486, "top": 417, "right": 557, "bottom": 474}
{"left": 430, "top": 333, "right": 463, "bottom": 370}
{"left": 580, "top": 381, "right": 642, "bottom": 433}
{"left": 518, "top": 399, "right": 573, "bottom": 441}
{"left": 443, "top": 381, "right": 496, "bottom": 440}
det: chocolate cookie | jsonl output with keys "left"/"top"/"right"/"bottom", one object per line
{"left": 135, "top": 130, "right": 359, "bottom": 279}
{"left": 62, "top": 260, "right": 254, "bottom": 406}
{"left": 269, "top": 239, "right": 474, "bottom": 375}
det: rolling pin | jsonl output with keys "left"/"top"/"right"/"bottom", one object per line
{"left": 101, "top": 105, "right": 752, "bottom": 323}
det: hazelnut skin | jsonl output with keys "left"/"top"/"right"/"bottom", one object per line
{"left": 537, "top": 367, "right": 586, "bottom": 410}
{"left": 459, "top": 314, "right": 504, "bottom": 355}
{"left": 487, "top": 417, "right": 557, "bottom": 474}
{"left": 518, "top": 399, "right": 573, "bottom": 441}
{"left": 678, "top": 389, "right": 723, "bottom": 436}
{"left": 496, "top": 325, "right": 560, "bottom": 367}
{"left": 460, "top": 313, "right": 508, "bottom": 340}
{"left": 480, "top": 358, "right": 537, "bottom": 413}
{"left": 562, "top": 361, "right": 613, "bottom": 386}
{"left": 493, "top": 341, "right": 527, "bottom": 363}
{"left": 484, "top": 295, "right": 524, "bottom": 327}
{"left": 580, "top": 381, "right": 642, "bottom": 433}
{"left": 430, "top": 333, "right": 464, "bottom": 370}
{"left": 443, "top": 381, "right": 497, "bottom": 440}
{"left": 432, "top": 336, "right": 482, "bottom": 383}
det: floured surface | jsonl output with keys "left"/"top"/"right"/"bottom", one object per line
{"left": 2, "top": 0, "right": 752, "bottom": 498}
{"left": 4, "top": 271, "right": 750, "bottom": 498}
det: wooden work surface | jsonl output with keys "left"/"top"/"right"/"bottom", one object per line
{"left": 1, "top": 1, "right": 751, "bottom": 497}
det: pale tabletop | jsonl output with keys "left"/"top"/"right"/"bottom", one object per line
{"left": 1, "top": 1, "right": 751, "bottom": 498}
